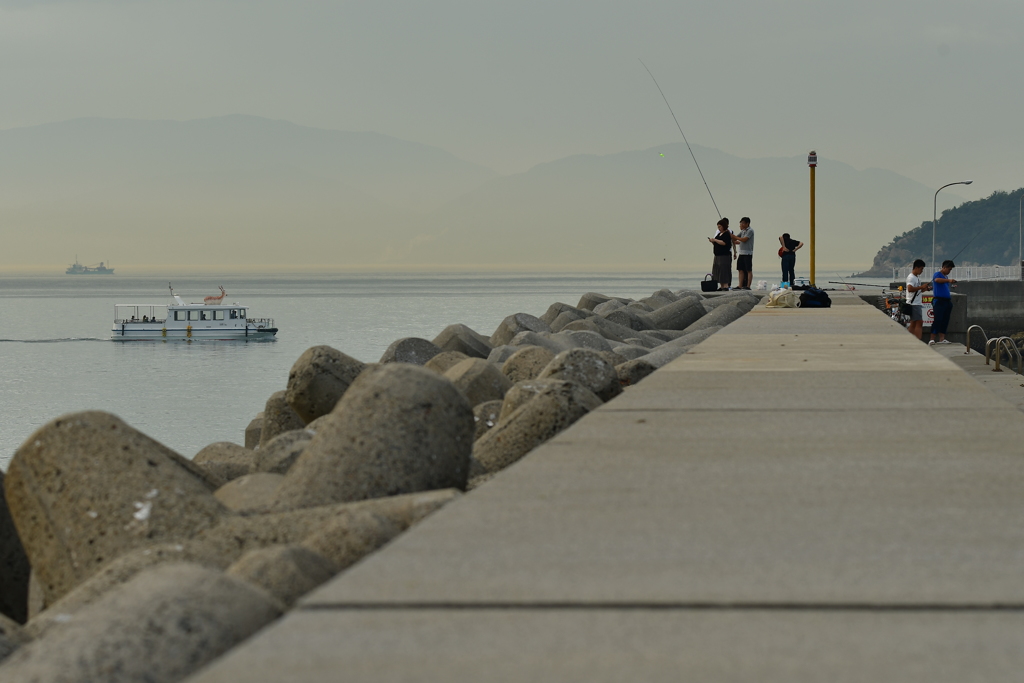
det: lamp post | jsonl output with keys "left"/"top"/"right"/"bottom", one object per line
{"left": 933, "top": 180, "right": 973, "bottom": 268}
{"left": 1019, "top": 192, "right": 1023, "bottom": 280}
{"left": 808, "top": 150, "right": 817, "bottom": 286}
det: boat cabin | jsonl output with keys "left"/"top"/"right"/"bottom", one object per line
{"left": 114, "top": 305, "right": 249, "bottom": 324}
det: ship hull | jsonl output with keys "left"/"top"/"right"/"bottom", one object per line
{"left": 111, "top": 325, "right": 277, "bottom": 341}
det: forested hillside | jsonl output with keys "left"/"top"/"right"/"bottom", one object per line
{"left": 856, "top": 188, "right": 1024, "bottom": 277}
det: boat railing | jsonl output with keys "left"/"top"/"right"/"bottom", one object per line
{"left": 115, "top": 317, "right": 167, "bottom": 324}
{"left": 247, "top": 317, "right": 275, "bottom": 329}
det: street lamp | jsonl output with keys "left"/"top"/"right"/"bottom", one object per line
{"left": 933, "top": 180, "right": 973, "bottom": 268}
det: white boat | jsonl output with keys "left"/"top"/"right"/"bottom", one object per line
{"left": 111, "top": 285, "right": 277, "bottom": 341}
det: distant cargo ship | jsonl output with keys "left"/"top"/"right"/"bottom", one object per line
{"left": 66, "top": 258, "right": 114, "bottom": 275}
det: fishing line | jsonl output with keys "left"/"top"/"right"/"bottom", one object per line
{"left": 947, "top": 224, "right": 992, "bottom": 263}
{"left": 639, "top": 59, "right": 721, "bottom": 219}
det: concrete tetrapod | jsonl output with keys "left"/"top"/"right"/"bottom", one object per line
{"left": 489, "top": 313, "right": 551, "bottom": 347}
{"left": 269, "top": 365, "right": 474, "bottom": 511}
{"left": 24, "top": 489, "right": 459, "bottom": 639}
{"left": 0, "top": 469, "right": 30, "bottom": 624}
{"left": 24, "top": 540, "right": 239, "bottom": 639}
{"left": 499, "top": 379, "right": 568, "bottom": 421}
{"left": 252, "top": 428, "right": 315, "bottom": 475}
{"left": 507, "top": 330, "right": 576, "bottom": 355}
{"left": 680, "top": 302, "right": 746, "bottom": 335}
{"left": 473, "top": 400, "right": 503, "bottom": 440}
{"left": 537, "top": 348, "right": 622, "bottom": 402}
{"left": 487, "top": 345, "right": 519, "bottom": 365}
{"left": 424, "top": 350, "right": 471, "bottom": 374}
{"left": 244, "top": 413, "right": 263, "bottom": 449}
{"left": 431, "top": 323, "right": 493, "bottom": 359}
{"left": 4, "top": 411, "right": 226, "bottom": 607}
{"left": 0, "top": 612, "right": 26, "bottom": 663}
{"left": 610, "top": 343, "right": 652, "bottom": 361}
{"left": 561, "top": 330, "right": 614, "bottom": 353}
{"left": 634, "top": 326, "right": 723, "bottom": 368}
{"left": 549, "top": 309, "right": 590, "bottom": 332}
{"left": 0, "top": 563, "right": 282, "bottom": 683}
{"left": 602, "top": 307, "right": 657, "bottom": 332}
{"left": 617, "top": 357, "right": 658, "bottom": 386}
{"left": 648, "top": 297, "right": 707, "bottom": 330}
{"left": 592, "top": 299, "right": 626, "bottom": 315}
{"left": 540, "top": 302, "right": 591, "bottom": 325}
{"left": 577, "top": 292, "right": 622, "bottom": 311}
{"left": 260, "top": 390, "right": 306, "bottom": 447}
{"left": 226, "top": 544, "right": 337, "bottom": 608}
{"left": 300, "top": 508, "right": 405, "bottom": 573}
{"left": 214, "top": 473, "right": 286, "bottom": 513}
{"left": 472, "top": 379, "right": 602, "bottom": 476}
{"left": 638, "top": 293, "right": 676, "bottom": 309}
{"left": 379, "top": 337, "right": 443, "bottom": 365}
{"left": 193, "top": 442, "right": 255, "bottom": 485}
{"left": 443, "top": 358, "right": 514, "bottom": 407}
{"left": 285, "top": 345, "right": 366, "bottom": 424}
{"left": 701, "top": 292, "right": 758, "bottom": 312}
{"left": 501, "top": 346, "right": 556, "bottom": 383}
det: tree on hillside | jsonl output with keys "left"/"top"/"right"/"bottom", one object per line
{"left": 855, "top": 188, "right": 1024, "bottom": 277}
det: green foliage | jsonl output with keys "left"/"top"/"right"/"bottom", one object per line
{"left": 856, "top": 188, "right": 1024, "bottom": 276}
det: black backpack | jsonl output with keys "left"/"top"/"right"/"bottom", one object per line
{"left": 798, "top": 287, "right": 832, "bottom": 308}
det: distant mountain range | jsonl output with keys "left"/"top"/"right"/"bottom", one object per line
{"left": 0, "top": 115, "right": 962, "bottom": 271}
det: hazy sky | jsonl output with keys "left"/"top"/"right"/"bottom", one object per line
{"left": 1, "top": 0, "right": 1021, "bottom": 202}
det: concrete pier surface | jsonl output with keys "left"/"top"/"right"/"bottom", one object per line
{"left": 188, "top": 292, "right": 1024, "bottom": 682}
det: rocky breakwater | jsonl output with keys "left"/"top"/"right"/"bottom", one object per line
{"left": 0, "top": 287, "right": 759, "bottom": 682}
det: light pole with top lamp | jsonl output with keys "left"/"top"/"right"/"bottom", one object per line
{"left": 933, "top": 180, "right": 973, "bottom": 269}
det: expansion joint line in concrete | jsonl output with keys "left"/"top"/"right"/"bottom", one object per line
{"left": 300, "top": 602, "right": 1024, "bottom": 612}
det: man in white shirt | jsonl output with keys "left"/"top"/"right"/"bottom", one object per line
{"left": 905, "top": 258, "right": 930, "bottom": 339}
{"left": 733, "top": 217, "right": 755, "bottom": 290}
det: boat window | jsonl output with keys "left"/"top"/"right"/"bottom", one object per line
{"left": 214, "top": 311, "right": 225, "bottom": 320}
{"left": 239, "top": 309, "right": 246, "bottom": 319}
{"left": 188, "top": 310, "right": 201, "bottom": 321}
{"left": 200, "top": 311, "right": 210, "bottom": 321}
{"left": 229, "top": 310, "right": 238, "bottom": 319}
{"left": 174, "top": 311, "right": 186, "bottom": 321}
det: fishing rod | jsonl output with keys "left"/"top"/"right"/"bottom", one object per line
{"left": 827, "top": 281, "right": 894, "bottom": 288}
{"left": 639, "top": 59, "right": 721, "bottom": 219}
{"left": 832, "top": 273, "right": 857, "bottom": 291}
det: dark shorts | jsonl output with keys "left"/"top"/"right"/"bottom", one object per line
{"left": 737, "top": 254, "right": 752, "bottom": 271}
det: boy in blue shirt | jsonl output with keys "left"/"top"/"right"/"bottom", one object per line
{"left": 929, "top": 260, "right": 957, "bottom": 345}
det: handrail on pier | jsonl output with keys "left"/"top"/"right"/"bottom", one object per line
{"left": 985, "top": 337, "right": 1001, "bottom": 365}
{"left": 991, "top": 337, "right": 1023, "bottom": 374}
{"left": 965, "top": 325, "right": 987, "bottom": 355}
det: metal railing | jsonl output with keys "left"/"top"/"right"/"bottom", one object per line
{"left": 895, "top": 265, "right": 1022, "bottom": 282}
{"left": 965, "top": 324, "right": 987, "bottom": 355}
{"left": 985, "top": 335, "right": 1023, "bottom": 374}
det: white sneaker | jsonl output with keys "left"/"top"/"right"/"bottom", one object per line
{"left": 937, "top": 340, "right": 953, "bottom": 344}
{"left": 928, "top": 340, "right": 936, "bottom": 345}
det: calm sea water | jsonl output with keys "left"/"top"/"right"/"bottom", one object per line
{"left": 0, "top": 271, "right": 721, "bottom": 469}
{"left": 0, "top": 271, "right": 891, "bottom": 469}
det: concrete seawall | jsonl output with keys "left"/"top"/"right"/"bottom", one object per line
{"left": 186, "top": 292, "right": 1024, "bottom": 681}
{"left": 956, "top": 280, "right": 1024, "bottom": 337}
